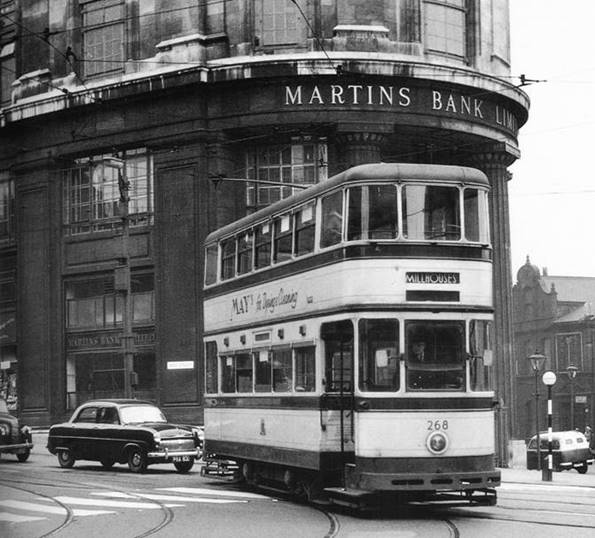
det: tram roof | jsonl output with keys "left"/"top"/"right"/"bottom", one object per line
{"left": 206, "top": 162, "right": 489, "bottom": 243}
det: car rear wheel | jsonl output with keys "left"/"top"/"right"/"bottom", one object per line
{"left": 58, "top": 449, "right": 75, "bottom": 468}
{"left": 174, "top": 459, "right": 194, "bottom": 473}
{"left": 127, "top": 447, "right": 148, "bottom": 473}
{"left": 576, "top": 463, "right": 588, "bottom": 474}
{"left": 17, "top": 449, "right": 30, "bottom": 462}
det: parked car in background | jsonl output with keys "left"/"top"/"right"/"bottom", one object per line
{"left": 47, "top": 399, "right": 202, "bottom": 473}
{"left": 526, "top": 430, "right": 594, "bottom": 473}
{"left": 0, "top": 397, "right": 33, "bottom": 462}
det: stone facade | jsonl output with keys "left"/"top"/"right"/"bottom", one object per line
{"left": 0, "top": 1, "right": 528, "bottom": 464}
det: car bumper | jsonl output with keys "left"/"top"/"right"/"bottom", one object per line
{"left": 147, "top": 448, "right": 201, "bottom": 460}
{"left": 0, "top": 441, "right": 33, "bottom": 454}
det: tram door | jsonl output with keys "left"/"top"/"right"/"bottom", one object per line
{"left": 321, "top": 320, "right": 354, "bottom": 459}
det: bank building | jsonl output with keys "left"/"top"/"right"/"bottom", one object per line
{"left": 0, "top": 0, "right": 528, "bottom": 464}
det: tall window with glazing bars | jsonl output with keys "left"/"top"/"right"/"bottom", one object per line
{"left": 245, "top": 139, "right": 327, "bottom": 212}
{"left": 62, "top": 149, "right": 153, "bottom": 235}
{"left": 0, "top": 174, "right": 14, "bottom": 243}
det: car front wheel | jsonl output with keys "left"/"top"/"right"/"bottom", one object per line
{"left": 174, "top": 459, "right": 194, "bottom": 473}
{"left": 58, "top": 449, "right": 75, "bottom": 468}
{"left": 127, "top": 447, "right": 148, "bottom": 473}
{"left": 17, "top": 449, "right": 30, "bottom": 463}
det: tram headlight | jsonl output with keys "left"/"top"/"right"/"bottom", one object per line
{"left": 426, "top": 431, "right": 449, "bottom": 455}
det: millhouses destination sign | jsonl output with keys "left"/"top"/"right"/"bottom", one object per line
{"left": 283, "top": 83, "right": 519, "bottom": 135}
{"left": 406, "top": 272, "right": 460, "bottom": 284}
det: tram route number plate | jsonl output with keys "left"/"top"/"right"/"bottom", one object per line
{"left": 173, "top": 456, "right": 191, "bottom": 462}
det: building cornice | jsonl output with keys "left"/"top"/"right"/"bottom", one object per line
{"left": 1, "top": 53, "right": 529, "bottom": 128}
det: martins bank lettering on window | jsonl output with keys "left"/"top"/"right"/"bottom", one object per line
{"left": 283, "top": 83, "right": 518, "bottom": 135}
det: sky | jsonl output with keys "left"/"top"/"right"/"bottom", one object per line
{"left": 508, "top": 0, "right": 595, "bottom": 278}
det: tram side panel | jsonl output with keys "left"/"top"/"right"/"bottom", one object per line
{"left": 204, "top": 405, "right": 353, "bottom": 471}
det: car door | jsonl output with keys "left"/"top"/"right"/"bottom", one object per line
{"left": 71, "top": 405, "right": 100, "bottom": 460}
{"left": 96, "top": 405, "right": 122, "bottom": 462}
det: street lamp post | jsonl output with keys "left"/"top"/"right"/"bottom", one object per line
{"left": 528, "top": 352, "right": 547, "bottom": 471}
{"left": 542, "top": 370, "right": 557, "bottom": 482}
{"left": 567, "top": 365, "right": 578, "bottom": 430}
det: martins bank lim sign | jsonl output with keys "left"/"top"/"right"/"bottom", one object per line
{"left": 282, "top": 82, "right": 519, "bottom": 135}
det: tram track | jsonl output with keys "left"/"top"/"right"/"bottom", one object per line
{"left": 1, "top": 472, "right": 176, "bottom": 537}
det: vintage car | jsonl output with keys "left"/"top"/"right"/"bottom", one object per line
{"left": 47, "top": 399, "right": 202, "bottom": 473}
{"left": 0, "top": 397, "right": 33, "bottom": 462}
{"left": 526, "top": 430, "right": 594, "bottom": 473}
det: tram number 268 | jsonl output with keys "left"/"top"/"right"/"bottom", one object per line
{"left": 427, "top": 419, "right": 449, "bottom": 431}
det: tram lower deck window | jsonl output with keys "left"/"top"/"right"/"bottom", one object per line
{"left": 406, "top": 321, "right": 464, "bottom": 391}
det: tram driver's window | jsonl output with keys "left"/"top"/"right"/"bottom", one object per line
{"left": 359, "top": 319, "right": 399, "bottom": 391}
{"left": 320, "top": 191, "right": 344, "bottom": 248}
{"left": 321, "top": 320, "right": 353, "bottom": 392}
{"left": 406, "top": 321, "right": 465, "bottom": 390}
{"left": 294, "top": 346, "right": 316, "bottom": 392}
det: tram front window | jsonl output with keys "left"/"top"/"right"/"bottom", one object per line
{"left": 347, "top": 185, "right": 398, "bottom": 240}
{"left": 406, "top": 321, "right": 465, "bottom": 390}
{"left": 402, "top": 185, "right": 460, "bottom": 241}
{"left": 359, "top": 319, "right": 399, "bottom": 392}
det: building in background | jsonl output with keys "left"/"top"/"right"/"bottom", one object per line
{"left": 0, "top": 0, "right": 528, "bottom": 463}
{"left": 513, "top": 258, "right": 595, "bottom": 440}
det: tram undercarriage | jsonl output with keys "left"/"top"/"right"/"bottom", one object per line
{"left": 200, "top": 454, "right": 499, "bottom": 509}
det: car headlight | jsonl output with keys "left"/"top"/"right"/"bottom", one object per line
{"left": 153, "top": 432, "right": 161, "bottom": 446}
{"left": 20, "top": 425, "right": 31, "bottom": 435}
{"left": 0, "top": 424, "right": 9, "bottom": 436}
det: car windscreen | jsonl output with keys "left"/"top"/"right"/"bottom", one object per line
{"left": 119, "top": 405, "right": 167, "bottom": 424}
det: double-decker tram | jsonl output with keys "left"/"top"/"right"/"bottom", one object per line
{"left": 202, "top": 163, "right": 500, "bottom": 507}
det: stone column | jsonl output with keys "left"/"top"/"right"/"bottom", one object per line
{"left": 334, "top": 132, "right": 386, "bottom": 173}
{"left": 470, "top": 144, "right": 518, "bottom": 467}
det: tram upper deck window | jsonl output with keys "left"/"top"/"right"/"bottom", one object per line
{"left": 406, "top": 321, "right": 465, "bottom": 390}
{"left": 237, "top": 232, "right": 254, "bottom": 275}
{"left": 359, "top": 319, "right": 400, "bottom": 392}
{"left": 205, "top": 244, "right": 218, "bottom": 286}
{"left": 221, "top": 238, "right": 236, "bottom": 280}
{"left": 348, "top": 185, "right": 398, "bottom": 240}
{"left": 469, "top": 319, "right": 494, "bottom": 391}
{"left": 402, "top": 185, "right": 460, "bottom": 241}
{"left": 294, "top": 203, "right": 316, "bottom": 256}
{"left": 320, "top": 191, "right": 344, "bottom": 248}
{"left": 255, "top": 222, "right": 272, "bottom": 269}
{"left": 273, "top": 214, "right": 293, "bottom": 263}
{"left": 464, "top": 188, "right": 490, "bottom": 243}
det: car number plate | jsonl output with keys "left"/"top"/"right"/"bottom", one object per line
{"left": 173, "top": 456, "right": 190, "bottom": 462}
